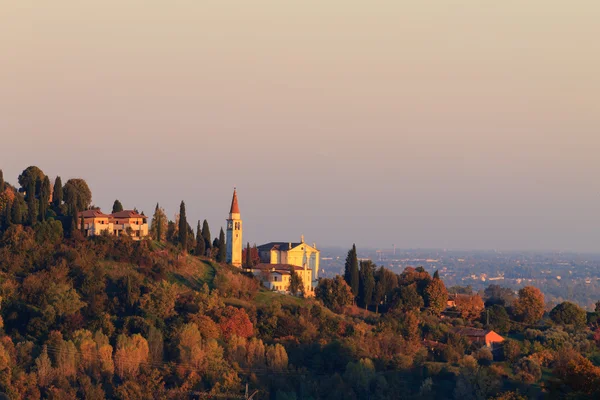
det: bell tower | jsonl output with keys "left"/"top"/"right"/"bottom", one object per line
{"left": 226, "top": 188, "right": 243, "bottom": 267}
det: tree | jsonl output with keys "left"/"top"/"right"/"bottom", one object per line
{"left": 39, "top": 176, "right": 51, "bottom": 221}
{"left": 178, "top": 201, "right": 188, "bottom": 251}
{"left": 217, "top": 227, "right": 226, "bottom": 262}
{"left": 454, "top": 294, "right": 485, "bottom": 320}
{"left": 112, "top": 199, "right": 123, "bottom": 213}
{"left": 26, "top": 180, "right": 37, "bottom": 225}
{"left": 315, "top": 276, "right": 354, "bottom": 311}
{"left": 424, "top": 273, "right": 448, "bottom": 315}
{"left": 18, "top": 166, "right": 45, "bottom": 196}
{"left": 486, "top": 304, "right": 511, "bottom": 333}
{"left": 245, "top": 242, "right": 252, "bottom": 268}
{"left": 195, "top": 221, "right": 205, "bottom": 256}
{"left": 0, "top": 169, "right": 3, "bottom": 191}
{"left": 513, "top": 286, "right": 545, "bottom": 324}
{"left": 52, "top": 176, "right": 63, "bottom": 210}
{"left": 390, "top": 283, "right": 424, "bottom": 312}
{"left": 63, "top": 178, "right": 92, "bottom": 211}
{"left": 150, "top": 203, "right": 167, "bottom": 242}
{"left": 358, "top": 260, "right": 375, "bottom": 309}
{"left": 550, "top": 301, "right": 587, "bottom": 328}
{"left": 289, "top": 267, "right": 303, "bottom": 296}
{"left": 484, "top": 284, "right": 516, "bottom": 307}
{"left": 11, "top": 198, "right": 22, "bottom": 224}
{"left": 202, "top": 219, "right": 212, "bottom": 256}
{"left": 344, "top": 244, "right": 359, "bottom": 299}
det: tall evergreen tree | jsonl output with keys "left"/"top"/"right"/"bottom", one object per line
{"left": 202, "top": 219, "right": 212, "bottom": 255}
{"left": 52, "top": 176, "right": 63, "bottom": 209}
{"left": 11, "top": 199, "right": 21, "bottom": 225}
{"left": 195, "top": 221, "right": 205, "bottom": 256}
{"left": 150, "top": 203, "right": 167, "bottom": 242}
{"left": 0, "top": 169, "right": 4, "bottom": 191}
{"left": 359, "top": 260, "right": 376, "bottom": 309}
{"left": 217, "top": 227, "right": 226, "bottom": 262}
{"left": 39, "top": 176, "right": 51, "bottom": 221}
{"left": 112, "top": 199, "right": 124, "bottom": 213}
{"left": 69, "top": 202, "right": 78, "bottom": 238}
{"left": 178, "top": 201, "right": 188, "bottom": 252}
{"left": 27, "top": 180, "right": 37, "bottom": 225}
{"left": 344, "top": 244, "right": 360, "bottom": 298}
{"left": 246, "top": 242, "right": 252, "bottom": 268}
{"left": 3, "top": 199, "right": 12, "bottom": 228}
{"left": 80, "top": 215, "right": 86, "bottom": 236}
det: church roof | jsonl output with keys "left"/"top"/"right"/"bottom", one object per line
{"left": 230, "top": 189, "right": 240, "bottom": 214}
{"left": 257, "top": 242, "right": 302, "bottom": 252}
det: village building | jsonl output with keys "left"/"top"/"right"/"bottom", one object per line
{"left": 454, "top": 328, "right": 505, "bottom": 348}
{"left": 248, "top": 263, "right": 314, "bottom": 296}
{"left": 78, "top": 209, "right": 149, "bottom": 240}
{"left": 257, "top": 237, "right": 320, "bottom": 285}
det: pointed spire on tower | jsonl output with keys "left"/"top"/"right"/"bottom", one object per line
{"left": 230, "top": 188, "right": 240, "bottom": 214}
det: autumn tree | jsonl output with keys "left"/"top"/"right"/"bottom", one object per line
{"left": 218, "top": 306, "right": 254, "bottom": 340}
{"left": 344, "top": 244, "right": 359, "bottom": 298}
{"left": 178, "top": 201, "right": 188, "bottom": 251}
{"left": 112, "top": 199, "right": 123, "bottom": 213}
{"left": 266, "top": 344, "right": 288, "bottom": 371}
{"left": 454, "top": 294, "right": 485, "bottom": 320}
{"left": 550, "top": 301, "right": 587, "bottom": 328}
{"left": 513, "top": 286, "right": 545, "bottom": 324}
{"left": 358, "top": 260, "right": 375, "bottom": 309}
{"left": 114, "top": 334, "right": 149, "bottom": 379}
{"left": 424, "top": 271, "right": 448, "bottom": 315}
{"left": 150, "top": 203, "right": 167, "bottom": 242}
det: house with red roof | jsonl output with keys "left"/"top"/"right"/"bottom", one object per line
{"left": 78, "top": 209, "right": 148, "bottom": 240}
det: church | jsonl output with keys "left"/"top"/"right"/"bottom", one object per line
{"left": 224, "top": 189, "right": 319, "bottom": 295}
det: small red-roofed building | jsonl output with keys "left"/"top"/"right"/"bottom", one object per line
{"left": 454, "top": 327, "right": 505, "bottom": 348}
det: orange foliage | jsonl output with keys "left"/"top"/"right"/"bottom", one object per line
{"left": 218, "top": 306, "right": 254, "bottom": 340}
{"left": 454, "top": 294, "right": 485, "bottom": 320}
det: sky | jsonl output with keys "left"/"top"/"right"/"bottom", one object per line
{"left": 1, "top": 1, "right": 599, "bottom": 252}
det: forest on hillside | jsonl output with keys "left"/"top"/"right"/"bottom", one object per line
{"left": 1, "top": 167, "right": 600, "bottom": 399}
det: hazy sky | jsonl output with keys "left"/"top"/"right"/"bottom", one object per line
{"left": 1, "top": 1, "right": 598, "bottom": 252}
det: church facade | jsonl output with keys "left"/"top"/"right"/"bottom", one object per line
{"left": 257, "top": 237, "right": 320, "bottom": 283}
{"left": 226, "top": 189, "right": 243, "bottom": 267}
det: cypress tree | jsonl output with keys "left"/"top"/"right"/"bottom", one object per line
{"left": 52, "top": 176, "right": 63, "bottom": 209}
{"left": 39, "top": 176, "right": 51, "bottom": 221}
{"left": 359, "top": 260, "right": 376, "bottom": 309}
{"left": 195, "top": 221, "right": 205, "bottom": 256}
{"left": 112, "top": 199, "right": 124, "bottom": 213}
{"left": 0, "top": 169, "right": 4, "bottom": 191}
{"left": 27, "top": 180, "right": 37, "bottom": 225}
{"left": 245, "top": 242, "right": 252, "bottom": 268}
{"left": 433, "top": 270, "right": 440, "bottom": 280}
{"left": 69, "top": 202, "right": 78, "bottom": 238}
{"left": 80, "top": 215, "right": 86, "bottom": 236}
{"left": 178, "top": 201, "right": 188, "bottom": 252}
{"left": 3, "top": 200, "right": 12, "bottom": 228}
{"left": 217, "top": 228, "right": 226, "bottom": 262}
{"left": 202, "top": 219, "right": 212, "bottom": 254}
{"left": 11, "top": 199, "right": 21, "bottom": 224}
{"left": 344, "top": 244, "right": 360, "bottom": 298}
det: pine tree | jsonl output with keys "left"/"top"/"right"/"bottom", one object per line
{"left": 52, "top": 176, "right": 63, "bottom": 209}
{"left": 112, "top": 200, "right": 124, "bottom": 213}
{"left": 11, "top": 199, "right": 21, "bottom": 224}
{"left": 217, "top": 228, "right": 226, "bottom": 262}
{"left": 195, "top": 221, "right": 205, "bottom": 256}
{"left": 178, "top": 201, "right": 188, "bottom": 252}
{"left": 39, "top": 176, "right": 51, "bottom": 221}
{"left": 344, "top": 244, "right": 360, "bottom": 298}
{"left": 27, "top": 180, "right": 38, "bottom": 225}
{"left": 202, "top": 219, "right": 212, "bottom": 255}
